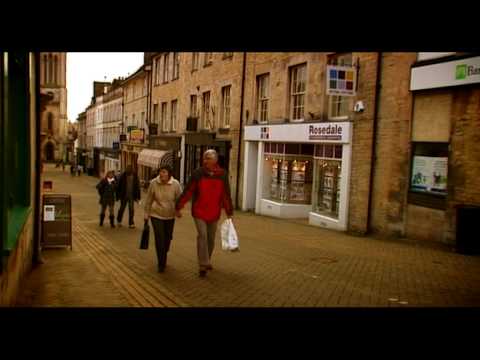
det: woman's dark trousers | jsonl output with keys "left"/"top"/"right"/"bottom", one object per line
{"left": 150, "top": 217, "right": 175, "bottom": 271}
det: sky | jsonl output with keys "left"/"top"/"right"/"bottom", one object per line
{"left": 66, "top": 52, "right": 144, "bottom": 122}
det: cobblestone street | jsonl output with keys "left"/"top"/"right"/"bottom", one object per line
{"left": 16, "top": 164, "right": 480, "bottom": 307}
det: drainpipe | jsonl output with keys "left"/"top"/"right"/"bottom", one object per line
{"left": 235, "top": 52, "right": 247, "bottom": 209}
{"left": 366, "top": 52, "right": 382, "bottom": 234}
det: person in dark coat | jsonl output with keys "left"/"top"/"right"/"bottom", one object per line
{"left": 96, "top": 170, "right": 117, "bottom": 228}
{"left": 116, "top": 165, "right": 141, "bottom": 228}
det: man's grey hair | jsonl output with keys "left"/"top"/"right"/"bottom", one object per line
{"left": 203, "top": 149, "right": 218, "bottom": 161}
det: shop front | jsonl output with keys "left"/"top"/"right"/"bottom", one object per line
{"left": 137, "top": 148, "right": 175, "bottom": 190}
{"left": 149, "top": 135, "right": 182, "bottom": 183}
{"left": 184, "top": 132, "right": 231, "bottom": 185}
{"left": 243, "top": 122, "right": 352, "bottom": 231}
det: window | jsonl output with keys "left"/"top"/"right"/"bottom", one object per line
{"left": 1, "top": 53, "right": 33, "bottom": 254}
{"left": 47, "top": 112, "right": 53, "bottom": 131}
{"left": 263, "top": 143, "right": 313, "bottom": 204}
{"left": 221, "top": 85, "right": 231, "bottom": 128}
{"left": 132, "top": 113, "right": 136, "bottom": 129}
{"left": 190, "top": 95, "right": 198, "bottom": 117}
{"left": 204, "top": 52, "right": 213, "bottom": 66}
{"left": 161, "top": 102, "right": 168, "bottom": 132}
{"left": 223, "top": 52, "right": 233, "bottom": 59}
{"left": 141, "top": 112, "right": 145, "bottom": 127}
{"left": 256, "top": 74, "right": 270, "bottom": 123}
{"left": 143, "top": 77, "right": 147, "bottom": 96}
{"left": 43, "top": 54, "right": 47, "bottom": 85}
{"left": 202, "top": 91, "right": 211, "bottom": 129}
{"left": 53, "top": 55, "right": 58, "bottom": 85}
{"left": 192, "top": 52, "right": 199, "bottom": 71}
{"left": 289, "top": 64, "right": 307, "bottom": 121}
{"left": 171, "top": 100, "right": 177, "bottom": 132}
{"left": 313, "top": 144, "right": 343, "bottom": 219}
{"left": 162, "top": 53, "right": 169, "bottom": 83}
{"left": 155, "top": 57, "right": 161, "bottom": 85}
{"left": 328, "top": 53, "right": 353, "bottom": 119}
{"left": 48, "top": 54, "right": 53, "bottom": 84}
{"left": 409, "top": 142, "right": 448, "bottom": 196}
{"left": 153, "top": 104, "right": 159, "bottom": 124}
{"left": 172, "top": 52, "right": 180, "bottom": 80}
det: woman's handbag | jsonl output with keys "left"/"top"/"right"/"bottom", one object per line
{"left": 140, "top": 220, "right": 150, "bottom": 250}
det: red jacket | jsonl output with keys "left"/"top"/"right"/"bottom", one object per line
{"left": 176, "top": 164, "right": 234, "bottom": 222}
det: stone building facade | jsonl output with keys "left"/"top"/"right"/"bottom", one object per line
{"left": 40, "top": 52, "right": 68, "bottom": 163}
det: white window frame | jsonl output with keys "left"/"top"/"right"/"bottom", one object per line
{"left": 190, "top": 94, "right": 198, "bottom": 117}
{"left": 221, "top": 85, "right": 231, "bottom": 128}
{"left": 161, "top": 102, "right": 168, "bottom": 132}
{"left": 171, "top": 100, "right": 177, "bottom": 132}
{"left": 289, "top": 63, "right": 307, "bottom": 122}
{"left": 162, "top": 53, "right": 169, "bottom": 83}
{"left": 192, "top": 52, "right": 199, "bottom": 71}
{"left": 256, "top": 73, "right": 270, "bottom": 124}
{"left": 202, "top": 91, "right": 211, "bottom": 130}
{"left": 327, "top": 54, "right": 353, "bottom": 121}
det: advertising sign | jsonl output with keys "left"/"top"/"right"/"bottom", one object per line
{"left": 130, "top": 129, "right": 144, "bottom": 143}
{"left": 411, "top": 156, "right": 448, "bottom": 194}
{"left": 326, "top": 65, "right": 357, "bottom": 96}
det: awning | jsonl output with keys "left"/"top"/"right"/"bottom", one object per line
{"left": 137, "top": 149, "right": 174, "bottom": 169}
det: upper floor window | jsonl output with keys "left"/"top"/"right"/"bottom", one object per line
{"left": 172, "top": 52, "right": 180, "bottom": 80}
{"left": 192, "top": 52, "right": 199, "bottom": 71}
{"left": 153, "top": 104, "right": 159, "bottom": 124}
{"left": 289, "top": 63, "right": 307, "bottom": 121}
{"left": 155, "top": 57, "right": 161, "bottom": 85}
{"left": 221, "top": 85, "right": 231, "bottom": 128}
{"left": 256, "top": 73, "right": 270, "bottom": 123}
{"left": 171, "top": 100, "right": 178, "bottom": 132}
{"left": 162, "top": 53, "right": 170, "bottom": 83}
{"left": 328, "top": 53, "right": 353, "bottom": 120}
{"left": 190, "top": 94, "right": 198, "bottom": 117}
{"left": 204, "top": 52, "right": 213, "bottom": 67}
{"left": 223, "top": 52, "right": 233, "bottom": 59}
{"left": 202, "top": 91, "right": 211, "bottom": 129}
{"left": 161, "top": 102, "right": 168, "bottom": 132}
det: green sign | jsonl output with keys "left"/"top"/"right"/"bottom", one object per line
{"left": 456, "top": 64, "right": 467, "bottom": 80}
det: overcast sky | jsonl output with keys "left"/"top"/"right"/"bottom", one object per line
{"left": 67, "top": 52, "right": 144, "bottom": 122}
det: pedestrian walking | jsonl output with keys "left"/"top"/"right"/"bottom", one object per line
{"left": 116, "top": 165, "right": 141, "bottom": 228}
{"left": 175, "top": 149, "right": 234, "bottom": 278}
{"left": 77, "top": 164, "right": 83, "bottom": 176}
{"left": 62, "top": 161, "right": 66, "bottom": 172}
{"left": 96, "top": 170, "right": 117, "bottom": 228}
{"left": 144, "top": 165, "right": 182, "bottom": 273}
{"left": 70, "top": 163, "right": 76, "bottom": 176}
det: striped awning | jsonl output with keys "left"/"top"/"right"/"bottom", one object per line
{"left": 137, "top": 149, "right": 174, "bottom": 169}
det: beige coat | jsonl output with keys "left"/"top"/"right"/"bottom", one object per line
{"left": 144, "top": 176, "right": 182, "bottom": 220}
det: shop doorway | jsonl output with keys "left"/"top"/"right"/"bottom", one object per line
{"left": 45, "top": 142, "right": 55, "bottom": 162}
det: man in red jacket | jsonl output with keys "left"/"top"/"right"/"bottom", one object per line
{"left": 176, "top": 149, "right": 233, "bottom": 278}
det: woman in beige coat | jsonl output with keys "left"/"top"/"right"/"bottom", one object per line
{"left": 144, "top": 165, "right": 182, "bottom": 272}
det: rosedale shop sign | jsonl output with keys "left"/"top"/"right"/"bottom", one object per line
{"left": 245, "top": 122, "right": 351, "bottom": 144}
{"left": 410, "top": 55, "right": 480, "bottom": 90}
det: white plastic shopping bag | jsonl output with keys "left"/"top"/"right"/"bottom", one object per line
{"left": 221, "top": 218, "right": 239, "bottom": 251}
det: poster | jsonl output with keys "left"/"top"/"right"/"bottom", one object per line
{"left": 44, "top": 205, "right": 55, "bottom": 221}
{"left": 411, "top": 156, "right": 448, "bottom": 193}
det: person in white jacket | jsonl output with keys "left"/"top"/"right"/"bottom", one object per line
{"left": 144, "top": 165, "right": 182, "bottom": 273}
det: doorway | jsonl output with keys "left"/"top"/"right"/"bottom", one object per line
{"left": 45, "top": 142, "right": 55, "bottom": 162}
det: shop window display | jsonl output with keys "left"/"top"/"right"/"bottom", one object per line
{"left": 313, "top": 144, "right": 343, "bottom": 219}
{"left": 263, "top": 143, "right": 313, "bottom": 204}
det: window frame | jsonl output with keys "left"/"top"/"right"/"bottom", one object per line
{"left": 161, "top": 102, "right": 169, "bottom": 132}
{"left": 256, "top": 73, "right": 270, "bottom": 123}
{"left": 192, "top": 52, "right": 199, "bottom": 72}
{"left": 221, "top": 85, "right": 231, "bottom": 128}
{"left": 171, "top": 100, "right": 177, "bottom": 132}
{"left": 327, "top": 53, "right": 353, "bottom": 120}
{"left": 202, "top": 91, "right": 211, "bottom": 130}
{"left": 162, "top": 53, "right": 170, "bottom": 84}
{"left": 288, "top": 63, "right": 307, "bottom": 122}
{"left": 190, "top": 94, "right": 198, "bottom": 117}
{"left": 172, "top": 52, "right": 180, "bottom": 80}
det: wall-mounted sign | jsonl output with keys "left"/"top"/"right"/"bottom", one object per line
{"left": 130, "top": 129, "right": 144, "bottom": 143}
{"left": 410, "top": 56, "right": 480, "bottom": 90}
{"left": 245, "top": 122, "right": 351, "bottom": 144}
{"left": 326, "top": 65, "right": 357, "bottom": 96}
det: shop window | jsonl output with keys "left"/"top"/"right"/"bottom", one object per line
{"left": 312, "top": 144, "right": 343, "bottom": 219}
{"left": 408, "top": 142, "right": 448, "bottom": 209}
{"left": 1, "top": 52, "right": 32, "bottom": 253}
{"left": 263, "top": 142, "right": 313, "bottom": 205}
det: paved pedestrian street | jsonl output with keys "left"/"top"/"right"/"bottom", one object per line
{"left": 16, "top": 164, "right": 480, "bottom": 307}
